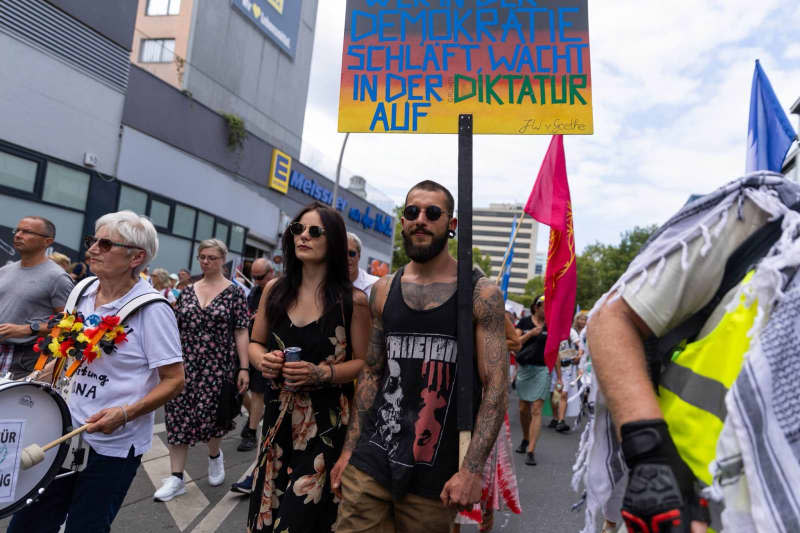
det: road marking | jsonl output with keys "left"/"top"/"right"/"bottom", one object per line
{"left": 153, "top": 422, "right": 166, "bottom": 434}
{"left": 142, "top": 435, "right": 210, "bottom": 532}
{"left": 190, "top": 459, "right": 256, "bottom": 533}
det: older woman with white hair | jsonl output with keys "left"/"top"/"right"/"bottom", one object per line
{"left": 8, "top": 210, "right": 185, "bottom": 533}
{"left": 156, "top": 238, "right": 250, "bottom": 501}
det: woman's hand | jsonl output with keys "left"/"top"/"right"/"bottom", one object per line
{"left": 86, "top": 406, "right": 126, "bottom": 434}
{"left": 282, "top": 361, "right": 330, "bottom": 388}
{"left": 331, "top": 450, "right": 352, "bottom": 499}
{"left": 260, "top": 349, "right": 285, "bottom": 379}
{"left": 237, "top": 369, "right": 250, "bottom": 394}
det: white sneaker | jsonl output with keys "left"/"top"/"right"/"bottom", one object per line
{"left": 154, "top": 475, "right": 186, "bottom": 502}
{"left": 208, "top": 451, "right": 225, "bottom": 486}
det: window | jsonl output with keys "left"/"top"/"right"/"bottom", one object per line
{"left": 0, "top": 196, "right": 83, "bottom": 251}
{"left": 229, "top": 225, "right": 245, "bottom": 253}
{"left": 118, "top": 185, "right": 148, "bottom": 214}
{"left": 146, "top": 0, "right": 180, "bottom": 16}
{"left": 215, "top": 222, "right": 230, "bottom": 244}
{"left": 140, "top": 38, "right": 175, "bottom": 63}
{"left": 195, "top": 212, "right": 214, "bottom": 241}
{"left": 154, "top": 233, "right": 192, "bottom": 273}
{"left": 0, "top": 151, "right": 37, "bottom": 193}
{"left": 42, "top": 163, "right": 90, "bottom": 210}
{"left": 149, "top": 199, "right": 171, "bottom": 228}
{"left": 173, "top": 204, "right": 196, "bottom": 239}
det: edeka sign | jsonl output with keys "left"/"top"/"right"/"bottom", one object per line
{"left": 268, "top": 149, "right": 393, "bottom": 238}
{"left": 269, "top": 148, "right": 291, "bottom": 193}
{"left": 337, "top": 0, "right": 593, "bottom": 135}
{"left": 232, "top": 0, "right": 302, "bottom": 59}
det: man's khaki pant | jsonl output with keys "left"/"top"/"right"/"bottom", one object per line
{"left": 336, "top": 464, "right": 456, "bottom": 533}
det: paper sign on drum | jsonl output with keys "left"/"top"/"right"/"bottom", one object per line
{"left": 0, "top": 420, "right": 24, "bottom": 504}
{"left": 338, "top": 0, "right": 593, "bottom": 135}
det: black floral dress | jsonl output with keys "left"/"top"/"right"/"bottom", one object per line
{"left": 166, "top": 284, "right": 249, "bottom": 446}
{"left": 247, "top": 300, "right": 353, "bottom": 533}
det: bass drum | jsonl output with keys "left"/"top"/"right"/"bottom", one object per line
{"left": 0, "top": 379, "right": 71, "bottom": 519}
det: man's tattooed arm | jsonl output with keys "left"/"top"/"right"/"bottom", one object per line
{"left": 462, "top": 278, "right": 509, "bottom": 474}
{"left": 342, "top": 275, "right": 391, "bottom": 452}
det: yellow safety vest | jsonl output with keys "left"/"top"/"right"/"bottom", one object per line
{"left": 657, "top": 277, "right": 757, "bottom": 487}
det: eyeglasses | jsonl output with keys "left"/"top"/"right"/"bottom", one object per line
{"left": 348, "top": 250, "right": 358, "bottom": 258}
{"left": 403, "top": 205, "right": 444, "bottom": 222}
{"left": 14, "top": 228, "right": 52, "bottom": 238}
{"left": 197, "top": 254, "right": 221, "bottom": 262}
{"left": 84, "top": 236, "right": 144, "bottom": 252}
{"left": 288, "top": 222, "right": 326, "bottom": 238}
{"left": 253, "top": 271, "right": 272, "bottom": 281}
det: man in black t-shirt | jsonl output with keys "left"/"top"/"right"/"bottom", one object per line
{"left": 331, "top": 181, "right": 509, "bottom": 533}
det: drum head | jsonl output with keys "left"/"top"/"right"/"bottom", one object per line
{"left": 0, "top": 380, "right": 70, "bottom": 519}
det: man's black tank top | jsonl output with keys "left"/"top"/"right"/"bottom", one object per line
{"left": 349, "top": 267, "right": 481, "bottom": 500}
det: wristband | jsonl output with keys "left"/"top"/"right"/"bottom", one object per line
{"left": 239, "top": 368, "right": 249, "bottom": 372}
{"left": 326, "top": 361, "right": 336, "bottom": 383}
{"left": 119, "top": 406, "right": 128, "bottom": 428}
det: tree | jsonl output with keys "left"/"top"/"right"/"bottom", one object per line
{"left": 507, "top": 275, "right": 544, "bottom": 308}
{"left": 575, "top": 225, "right": 658, "bottom": 309}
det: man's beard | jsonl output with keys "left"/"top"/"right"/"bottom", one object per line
{"left": 402, "top": 227, "right": 449, "bottom": 263}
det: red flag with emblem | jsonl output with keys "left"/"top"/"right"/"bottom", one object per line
{"left": 523, "top": 135, "right": 577, "bottom": 371}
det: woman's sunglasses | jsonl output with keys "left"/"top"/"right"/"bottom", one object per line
{"left": 403, "top": 205, "right": 444, "bottom": 221}
{"left": 84, "top": 236, "right": 144, "bottom": 253}
{"left": 288, "top": 222, "right": 326, "bottom": 238}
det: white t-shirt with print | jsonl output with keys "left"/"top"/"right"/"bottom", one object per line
{"left": 68, "top": 278, "right": 183, "bottom": 458}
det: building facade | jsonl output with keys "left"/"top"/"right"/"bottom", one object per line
{"left": 1, "top": 0, "right": 394, "bottom": 276}
{"left": 473, "top": 204, "right": 540, "bottom": 294}
{"left": 782, "top": 97, "right": 800, "bottom": 182}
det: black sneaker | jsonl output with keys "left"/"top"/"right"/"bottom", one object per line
{"left": 515, "top": 440, "right": 529, "bottom": 454}
{"left": 556, "top": 420, "right": 570, "bottom": 433}
{"left": 240, "top": 424, "right": 253, "bottom": 438}
{"left": 237, "top": 431, "right": 257, "bottom": 452}
{"left": 230, "top": 474, "right": 254, "bottom": 494}
{"left": 525, "top": 452, "right": 537, "bottom": 466}
{"left": 548, "top": 418, "right": 559, "bottom": 429}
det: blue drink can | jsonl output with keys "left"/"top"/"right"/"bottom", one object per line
{"left": 284, "top": 347, "right": 302, "bottom": 362}
{"left": 283, "top": 347, "right": 302, "bottom": 391}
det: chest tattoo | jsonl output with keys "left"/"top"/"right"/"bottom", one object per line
{"left": 401, "top": 281, "right": 457, "bottom": 311}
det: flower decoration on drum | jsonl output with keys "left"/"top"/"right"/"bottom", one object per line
{"left": 32, "top": 312, "right": 131, "bottom": 377}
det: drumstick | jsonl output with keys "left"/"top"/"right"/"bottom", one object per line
{"left": 20, "top": 423, "right": 90, "bottom": 470}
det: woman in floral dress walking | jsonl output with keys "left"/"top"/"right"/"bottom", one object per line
{"left": 154, "top": 238, "right": 251, "bottom": 501}
{"left": 247, "top": 203, "right": 370, "bottom": 532}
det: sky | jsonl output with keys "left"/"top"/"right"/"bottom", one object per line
{"left": 300, "top": 1, "right": 800, "bottom": 253}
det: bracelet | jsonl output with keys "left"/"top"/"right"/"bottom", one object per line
{"left": 119, "top": 406, "right": 128, "bottom": 428}
{"left": 239, "top": 368, "right": 249, "bottom": 372}
{"left": 326, "top": 361, "right": 336, "bottom": 384}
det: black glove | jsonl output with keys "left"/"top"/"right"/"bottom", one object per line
{"left": 620, "top": 419, "right": 710, "bottom": 533}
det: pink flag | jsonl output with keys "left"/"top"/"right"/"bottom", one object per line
{"left": 524, "top": 136, "right": 577, "bottom": 370}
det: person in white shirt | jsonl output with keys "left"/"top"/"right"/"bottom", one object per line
{"left": 8, "top": 210, "right": 185, "bottom": 533}
{"left": 347, "top": 232, "right": 379, "bottom": 297}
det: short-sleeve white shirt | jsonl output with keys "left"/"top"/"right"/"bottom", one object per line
{"left": 354, "top": 268, "right": 379, "bottom": 298}
{"left": 68, "top": 278, "right": 183, "bottom": 458}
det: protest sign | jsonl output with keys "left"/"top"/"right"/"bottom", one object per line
{"left": 0, "top": 420, "right": 24, "bottom": 504}
{"left": 338, "top": 0, "right": 593, "bottom": 134}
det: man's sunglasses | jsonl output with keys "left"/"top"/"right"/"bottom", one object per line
{"left": 253, "top": 272, "right": 272, "bottom": 281}
{"left": 348, "top": 250, "right": 358, "bottom": 258}
{"left": 84, "top": 236, "right": 144, "bottom": 252}
{"left": 288, "top": 222, "right": 326, "bottom": 238}
{"left": 403, "top": 205, "right": 444, "bottom": 221}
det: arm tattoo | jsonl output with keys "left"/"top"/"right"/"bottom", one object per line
{"left": 462, "top": 278, "right": 509, "bottom": 474}
{"left": 342, "top": 277, "right": 389, "bottom": 452}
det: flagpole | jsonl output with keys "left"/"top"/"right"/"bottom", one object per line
{"left": 494, "top": 209, "right": 526, "bottom": 285}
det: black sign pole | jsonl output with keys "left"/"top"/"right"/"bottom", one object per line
{"left": 456, "top": 114, "right": 474, "bottom": 469}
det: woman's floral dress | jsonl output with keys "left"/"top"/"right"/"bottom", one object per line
{"left": 247, "top": 300, "right": 353, "bottom": 533}
{"left": 165, "top": 284, "right": 249, "bottom": 446}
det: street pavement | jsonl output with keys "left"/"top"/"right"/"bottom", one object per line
{"left": 2, "top": 391, "right": 590, "bottom": 532}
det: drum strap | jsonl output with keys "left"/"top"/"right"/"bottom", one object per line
{"left": 64, "top": 276, "right": 170, "bottom": 323}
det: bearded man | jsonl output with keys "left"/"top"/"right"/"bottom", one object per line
{"left": 331, "top": 180, "right": 509, "bottom": 533}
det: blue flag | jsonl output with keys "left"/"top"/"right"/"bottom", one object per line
{"left": 746, "top": 60, "right": 797, "bottom": 173}
{"left": 500, "top": 216, "right": 517, "bottom": 301}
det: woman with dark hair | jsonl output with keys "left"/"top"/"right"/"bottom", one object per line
{"left": 246, "top": 202, "right": 370, "bottom": 532}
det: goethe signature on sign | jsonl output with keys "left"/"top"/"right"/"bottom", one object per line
{"left": 339, "top": 0, "right": 593, "bottom": 135}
